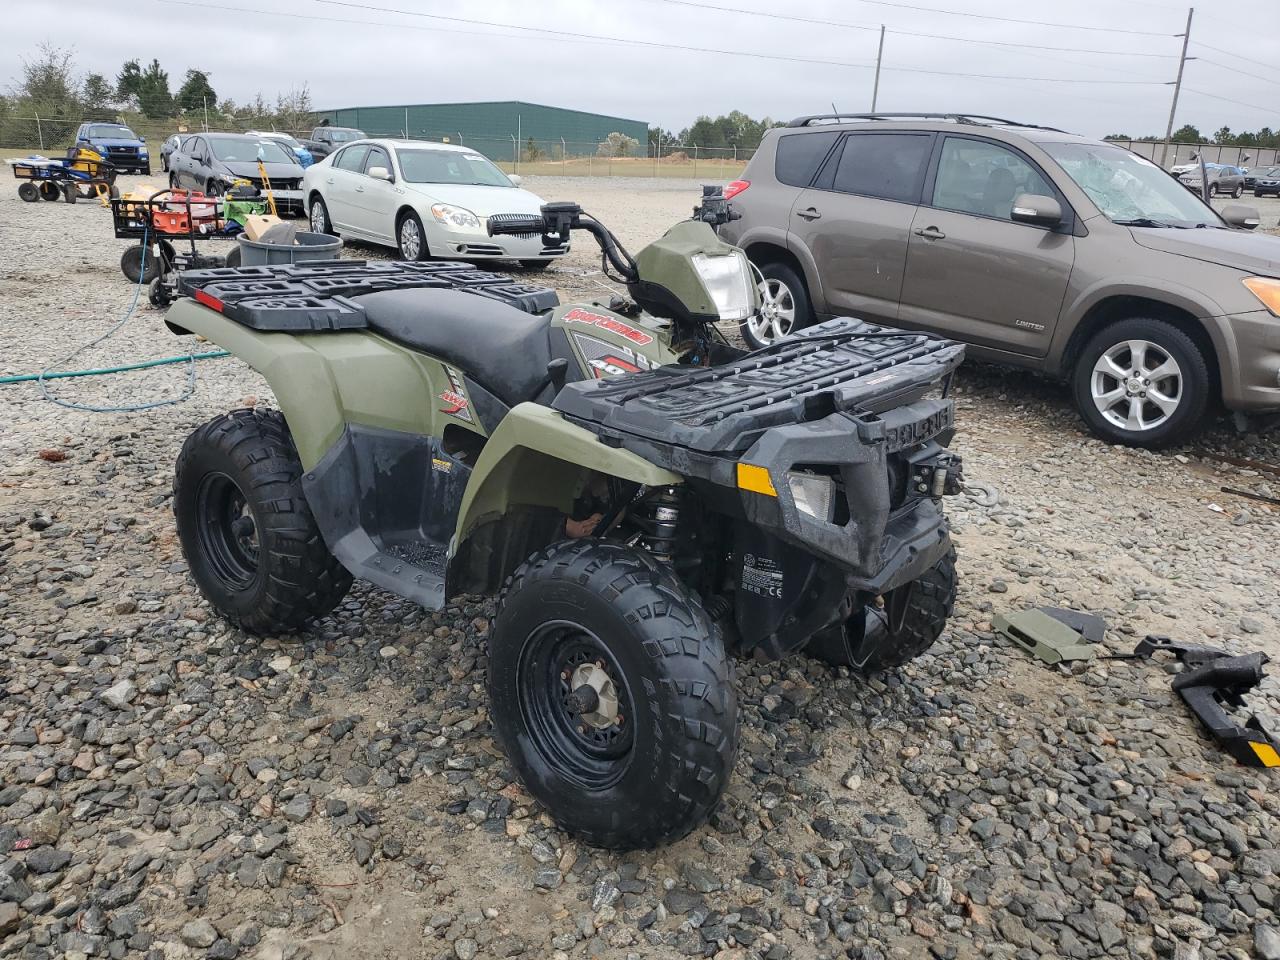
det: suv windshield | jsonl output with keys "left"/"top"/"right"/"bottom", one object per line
{"left": 397, "top": 149, "right": 512, "bottom": 187}
{"left": 1042, "top": 142, "right": 1221, "bottom": 228}
{"left": 208, "top": 137, "right": 294, "bottom": 164}
{"left": 88, "top": 124, "right": 137, "bottom": 139}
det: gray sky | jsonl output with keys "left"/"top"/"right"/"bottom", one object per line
{"left": 3, "top": 0, "right": 1277, "bottom": 138}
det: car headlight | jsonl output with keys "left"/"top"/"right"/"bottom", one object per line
{"left": 786, "top": 471, "right": 834, "bottom": 522}
{"left": 691, "top": 251, "right": 754, "bottom": 321}
{"left": 430, "top": 204, "right": 481, "bottom": 230}
{"left": 1243, "top": 277, "right": 1280, "bottom": 316}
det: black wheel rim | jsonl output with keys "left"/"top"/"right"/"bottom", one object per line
{"left": 195, "top": 472, "right": 260, "bottom": 590}
{"left": 516, "top": 621, "right": 635, "bottom": 790}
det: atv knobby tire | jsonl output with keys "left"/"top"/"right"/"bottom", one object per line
{"left": 488, "top": 539, "right": 738, "bottom": 849}
{"left": 174, "top": 408, "right": 351, "bottom": 634}
{"left": 808, "top": 546, "right": 957, "bottom": 671}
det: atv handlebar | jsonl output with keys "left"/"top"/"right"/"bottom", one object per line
{"left": 489, "top": 203, "right": 639, "bottom": 282}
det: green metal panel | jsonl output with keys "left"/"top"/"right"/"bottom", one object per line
{"left": 311, "top": 101, "right": 648, "bottom": 159}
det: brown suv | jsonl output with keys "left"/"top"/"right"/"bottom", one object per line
{"left": 719, "top": 113, "right": 1280, "bottom": 446}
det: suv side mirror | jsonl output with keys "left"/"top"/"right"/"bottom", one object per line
{"left": 1220, "top": 204, "right": 1260, "bottom": 230}
{"left": 367, "top": 165, "right": 393, "bottom": 182}
{"left": 1010, "top": 193, "right": 1063, "bottom": 228}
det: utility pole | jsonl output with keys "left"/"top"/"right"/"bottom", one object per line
{"left": 1159, "top": 7, "right": 1194, "bottom": 169}
{"left": 871, "top": 25, "right": 885, "bottom": 112}
{"left": 203, "top": 97, "right": 209, "bottom": 132}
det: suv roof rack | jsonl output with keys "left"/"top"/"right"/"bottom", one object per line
{"left": 786, "top": 112, "right": 1067, "bottom": 133}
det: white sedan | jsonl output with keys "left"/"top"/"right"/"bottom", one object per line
{"left": 302, "top": 138, "right": 567, "bottom": 267}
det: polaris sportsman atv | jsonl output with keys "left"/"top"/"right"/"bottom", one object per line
{"left": 165, "top": 189, "right": 966, "bottom": 849}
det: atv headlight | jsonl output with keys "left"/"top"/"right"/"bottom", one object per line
{"left": 691, "top": 251, "right": 753, "bottom": 322}
{"left": 430, "top": 204, "right": 481, "bottom": 230}
{"left": 787, "top": 471, "right": 834, "bottom": 522}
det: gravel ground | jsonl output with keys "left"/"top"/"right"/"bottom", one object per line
{"left": 2, "top": 174, "right": 1280, "bottom": 960}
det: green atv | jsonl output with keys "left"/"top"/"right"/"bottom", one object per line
{"left": 165, "top": 189, "right": 966, "bottom": 849}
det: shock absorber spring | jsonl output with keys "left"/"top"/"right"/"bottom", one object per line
{"left": 637, "top": 487, "right": 682, "bottom": 564}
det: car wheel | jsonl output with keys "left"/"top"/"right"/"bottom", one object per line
{"left": 741, "top": 261, "right": 813, "bottom": 349}
{"left": 174, "top": 409, "right": 352, "bottom": 634}
{"left": 206, "top": 179, "right": 222, "bottom": 197}
{"left": 1208, "top": 183, "right": 1218, "bottom": 198}
{"left": 1256, "top": 189, "right": 1264, "bottom": 198}
{"left": 169, "top": 172, "right": 178, "bottom": 190}
{"left": 1072, "top": 317, "right": 1210, "bottom": 448}
{"left": 488, "top": 539, "right": 737, "bottom": 849}
{"left": 1233, "top": 183, "right": 1244, "bottom": 199}
{"left": 161, "top": 156, "right": 168, "bottom": 172}
{"left": 309, "top": 195, "right": 334, "bottom": 236}
{"left": 397, "top": 210, "right": 429, "bottom": 261}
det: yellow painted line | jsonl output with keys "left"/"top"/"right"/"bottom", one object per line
{"left": 736, "top": 463, "right": 777, "bottom": 497}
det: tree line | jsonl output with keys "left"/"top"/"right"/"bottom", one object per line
{"left": 1, "top": 44, "right": 314, "bottom": 132}
{"left": 648, "top": 111, "right": 783, "bottom": 152}
{"left": 1106, "top": 124, "right": 1280, "bottom": 149}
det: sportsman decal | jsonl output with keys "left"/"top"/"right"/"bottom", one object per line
{"left": 562, "top": 307, "right": 654, "bottom": 346}
{"left": 438, "top": 366, "right": 474, "bottom": 422}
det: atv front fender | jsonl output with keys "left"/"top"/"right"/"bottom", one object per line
{"left": 166, "top": 299, "right": 451, "bottom": 470}
{"left": 454, "top": 403, "right": 680, "bottom": 548}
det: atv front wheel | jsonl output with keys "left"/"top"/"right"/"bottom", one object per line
{"left": 174, "top": 409, "right": 352, "bottom": 634}
{"left": 489, "top": 539, "right": 738, "bottom": 849}
{"left": 807, "top": 547, "right": 957, "bottom": 671}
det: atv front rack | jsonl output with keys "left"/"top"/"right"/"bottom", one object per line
{"left": 554, "top": 319, "right": 965, "bottom": 454}
{"left": 175, "top": 260, "right": 560, "bottom": 331}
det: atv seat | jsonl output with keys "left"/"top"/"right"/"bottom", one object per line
{"left": 355, "top": 288, "right": 554, "bottom": 407}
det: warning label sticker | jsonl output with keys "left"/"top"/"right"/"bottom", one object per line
{"left": 741, "top": 552, "right": 784, "bottom": 599}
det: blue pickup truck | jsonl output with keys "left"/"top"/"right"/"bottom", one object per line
{"left": 74, "top": 122, "right": 150, "bottom": 174}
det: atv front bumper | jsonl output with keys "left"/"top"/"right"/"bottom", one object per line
{"left": 734, "top": 397, "right": 961, "bottom": 592}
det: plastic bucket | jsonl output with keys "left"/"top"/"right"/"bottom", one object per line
{"left": 234, "top": 231, "right": 343, "bottom": 266}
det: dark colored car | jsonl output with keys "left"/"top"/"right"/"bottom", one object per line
{"left": 75, "top": 122, "right": 150, "bottom": 174}
{"left": 718, "top": 113, "right": 1279, "bottom": 448}
{"left": 160, "top": 134, "right": 190, "bottom": 172}
{"left": 1249, "top": 166, "right": 1280, "bottom": 197}
{"left": 168, "top": 133, "right": 306, "bottom": 214}
{"left": 300, "top": 125, "right": 367, "bottom": 160}
{"left": 1178, "top": 163, "right": 1245, "bottom": 199}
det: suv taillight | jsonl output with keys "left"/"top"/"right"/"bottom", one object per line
{"left": 724, "top": 179, "right": 750, "bottom": 200}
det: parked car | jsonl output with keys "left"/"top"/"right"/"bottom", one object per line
{"left": 74, "top": 122, "right": 149, "bottom": 174}
{"left": 300, "top": 125, "right": 366, "bottom": 161}
{"left": 160, "top": 133, "right": 189, "bottom": 172}
{"left": 169, "top": 133, "right": 306, "bottom": 215}
{"left": 1249, "top": 166, "right": 1280, "bottom": 197}
{"left": 718, "top": 113, "right": 1279, "bottom": 447}
{"left": 246, "top": 130, "right": 314, "bottom": 168}
{"left": 303, "top": 138, "right": 568, "bottom": 267}
{"left": 1179, "top": 162, "right": 1246, "bottom": 198}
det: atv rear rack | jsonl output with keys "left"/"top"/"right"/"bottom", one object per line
{"left": 554, "top": 320, "right": 965, "bottom": 454}
{"left": 174, "top": 260, "right": 560, "bottom": 331}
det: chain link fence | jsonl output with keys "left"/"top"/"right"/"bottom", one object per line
{"left": 0, "top": 114, "right": 753, "bottom": 180}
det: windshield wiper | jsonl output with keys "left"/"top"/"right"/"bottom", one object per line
{"left": 1114, "top": 217, "right": 1173, "bottom": 228}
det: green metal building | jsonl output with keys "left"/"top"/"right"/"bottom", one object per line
{"left": 311, "top": 101, "right": 648, "bottom": 160}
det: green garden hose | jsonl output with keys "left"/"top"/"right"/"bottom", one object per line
{"left": 0, "top": 351, "right": 229, "bottom": 385}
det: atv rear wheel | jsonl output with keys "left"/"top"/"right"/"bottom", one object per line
{"left": 807, "top": 547, "right": 957, "bottom": 672}
{"left": 488, "top": 539, "right": 738, "bottom": 849}
{"left": 174, "top": 409, "right": 352, "bottom": 634}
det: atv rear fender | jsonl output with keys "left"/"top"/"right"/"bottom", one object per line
{"left": 165, "top": 298, "right": 470, "bottom": 470}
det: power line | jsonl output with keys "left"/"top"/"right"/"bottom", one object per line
{"left": 305, "top": 0, "right": 1167, "bottom": 84}
{"left": 639, "top": 0, "right": 1180, "bottom": 55}
{"left": 1182, "top": 87, "right": 1276, "bottom": 115}
{"left": 649, "top": 0, "right": 1177, "bottom": 36}
{"left": 1194, "top": 57, "right": 1280, "bottom": 90}
{"left": 1193, "top": 40, "right": 1280, "bottom": 74}
{"left": 156, "top": 0, "right": 875, "bottom": 70}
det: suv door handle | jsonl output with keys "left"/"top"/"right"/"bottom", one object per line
{"left": 914, "top": 226, "right": 946, "bottom": 240}
{"left": 796, "top": 206, "right": 821, "bottom": 221}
